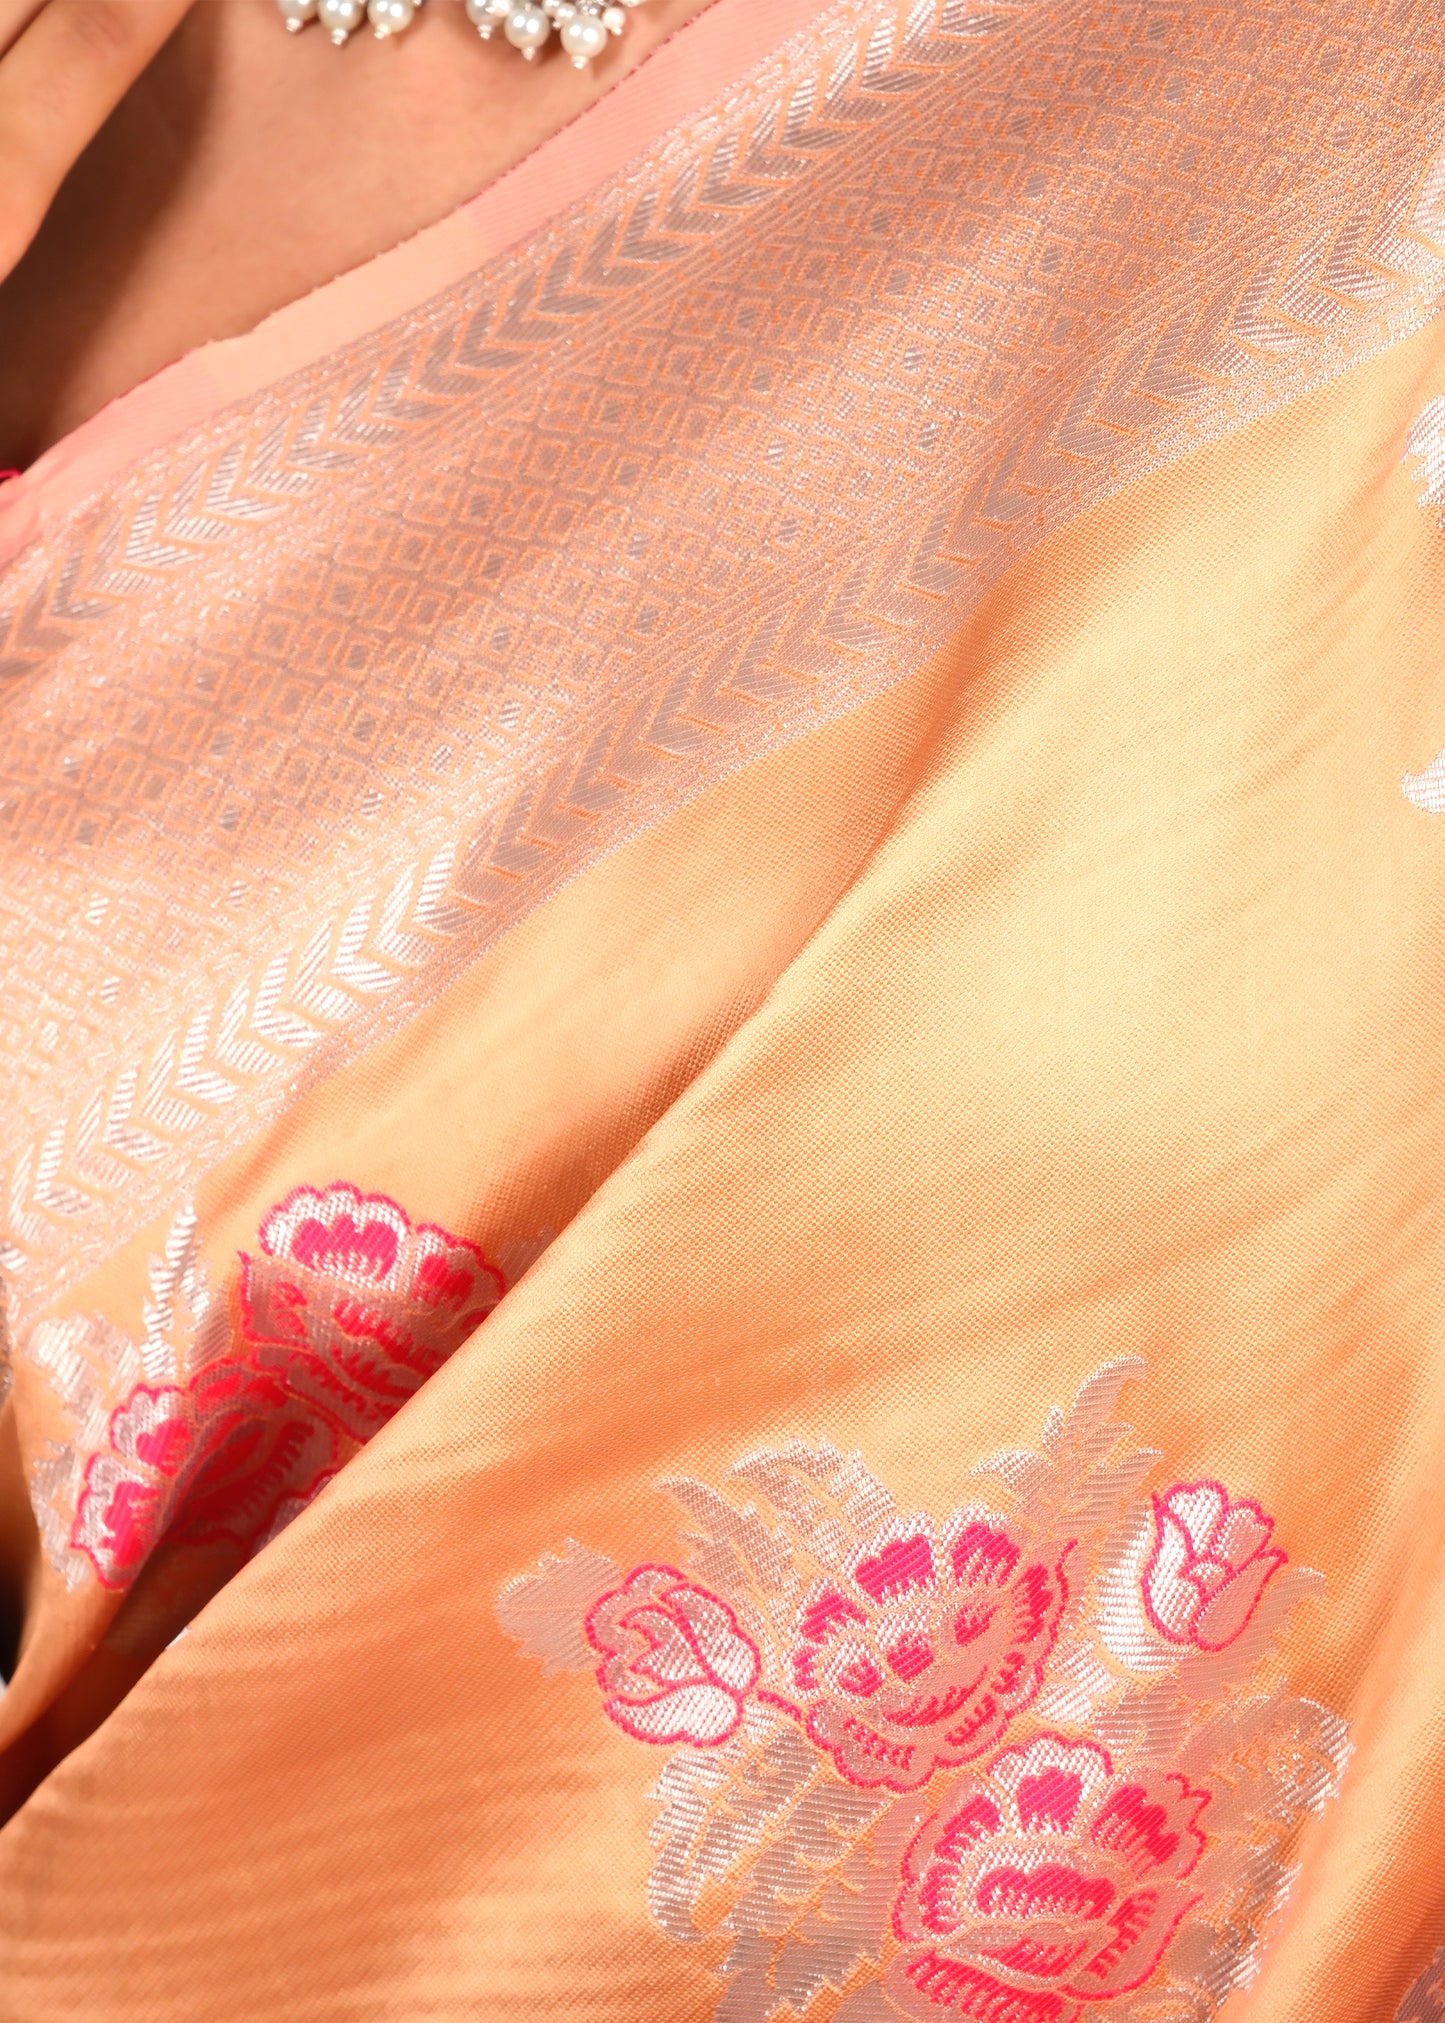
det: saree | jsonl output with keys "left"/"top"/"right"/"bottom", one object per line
{"left": 1, "top": 0, "right": 1445, "bottom": 2014}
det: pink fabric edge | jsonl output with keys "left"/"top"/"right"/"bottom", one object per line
{"left": 0, "top": 0, "right": 836, "bottom": 572}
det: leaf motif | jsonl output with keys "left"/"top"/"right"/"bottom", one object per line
{"left": 1092, "top": 1676, "right": 1196, "bottom": 1763}
{"left": 647, "top": 1711, "right": 818, "bottom": 1941}
{"left": 664, "top": 1442, "right": 897, "bottom": 1665}
{"left": 1120, "top": 1693, "right": 1356, "bottom": 2021}
{"left": 140, "top": 1204, "right": 203, "bottom": 1384}
{"left": 659, "top": 1476, "right": 801, "bottom": 1644}
{"left": 713, "top": 1782, "right": 914, "bottom": 2021}
{"left": 969, "top": 1357, "right": 1157, "bottom": 1531}
{"left": 968, "top": 1447, "right": 1054, "bottom": 1503}
{"left": 491, "top": 1225, "right": 556, "bottom": 1288}
{"left": 1069, "top": 1450, "right": 1158, "bottom": 1516}
{"left": 1147, "top": 1907, "right": 1280, "bottom": 2022}
{"left": 494, "top": 1538, "right": 620, "bottom": 1674}
{"left": 1174, "top": 1566, "right": 1325, "bottom": 1705}
{"left": 1178, "top": 1693, "right": 1351, "bottom": 1832}
{"left": 1065, "top": 1355, "right": 1148, "bottom": 1439}
{"left": 729, "top": 1438, "right": 894, "bottom": 1568}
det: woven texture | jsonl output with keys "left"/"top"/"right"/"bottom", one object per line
{"left": 3, "top": 0, "right": 1445, "bottom": 1325}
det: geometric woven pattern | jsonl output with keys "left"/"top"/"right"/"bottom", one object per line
{"left": 2, "top": 0, "right": 1445, "bottom": 1329}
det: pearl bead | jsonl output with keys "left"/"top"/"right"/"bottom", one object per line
{"left": 276, "top": 0, "right": 318, "bottom": 28}
{"left": 602, "top": 6, "right": 625, "bottom": 29}
{"left": 317, "top": 0, "right": 365, "bottom": 38}
{"left": 368, "top": 0, "right": 414, "bottom": 31}
{"left": 559, "top": 12, "right": 606, "bottom": 63}
{"left": 504, "top": 2, "right": 549, "bottom": 54}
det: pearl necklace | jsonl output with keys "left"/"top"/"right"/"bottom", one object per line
{"left": 277, "top": 0, "right": 645, "bottom": 65}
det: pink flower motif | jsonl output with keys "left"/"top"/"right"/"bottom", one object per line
{"left": 71, "top": 1365, "right": 339, "bottom": 1589}
{"left": 586, "top": 1563, "right": 762, "bottom": 1747}
{"left": 788, "top": 1515, "right": 1071, "bottom": 1791}
{"left": 887, "top": 1733, "right": 1210, "bottom": 2023}
{"left": 1142, "top": 1481, "right": 1286, "bottom": 1653}
{"left": 239, "top": 1181, "right": 505, "bottom": 1440}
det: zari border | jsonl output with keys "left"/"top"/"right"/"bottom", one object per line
{"left": 2, "top": 0, "right": 1444, "bottom": 1326}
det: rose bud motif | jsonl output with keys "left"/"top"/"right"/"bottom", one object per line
{"left": 789, "top": 1513, "right": 1071, "bottom": 1791}
{"left": 887, "top": 1733, "right": 1210, "bottom": 2023}
{"left": 239, "top": 1182, "right": 505, "bottom": 1441}
{"left": 1142, "top": 1481, "right": 1286, "bottom": 1653}
{"left": 586, "top": 1564, "right": 762, "bottom": 1747}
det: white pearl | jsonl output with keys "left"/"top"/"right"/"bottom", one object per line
{"left": 276, "top": 0, "right": 318, "bottom": 28}
{"left": 602, "top": 6, "right": 625, "bottom": 29}
{"left": 504, "top": 2, "right": 549, "bottom": 53}
{"left": 559, "top": 12, "right": 606, "bottom": 62}
{"left": 317, "top": 0, "right": 364, "bottom": 38}
{"left": 368, "top": 0, "right": 414, "bottom": 31}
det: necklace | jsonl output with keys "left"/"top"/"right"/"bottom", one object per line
{"left": 277, "top": 0, "right": 644, "bottom": 64}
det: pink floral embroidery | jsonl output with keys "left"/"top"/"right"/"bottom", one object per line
{"left": 1141, "top": 1481, "right": 1286, "bottom": 1653}
{"left": 53, "top": 1186, "right": 508, "bottom": 1604}
{"left": 498, "top": 1364, "right": 1350, "bottom": 2023}
{"left": 887, "top": 1734, "right": 1209, "bottom": 2022}
{"left": 791, "top": 1515, "right": 1071, "bottom": 1791}
{"left": 587, "top": 1563, "right": 762, "bottom": 1747}
{"left": 70, "top": 1365, "right": 339, "bottom": 1589}
{"left": 239, "top": 1182, "right": 504, "bottom": 1440}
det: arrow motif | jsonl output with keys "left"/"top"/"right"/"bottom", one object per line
{"left": 818, "top": 552, "right": 901, "bottom": 653}
{"left": 620, "top": 188, "right": 702, "bottom": 262}
{"left": 535, "top": 248, "right": 608, "bottom": 320}
{"left": 0, "top": 587, "right": 74, "bottom": 674}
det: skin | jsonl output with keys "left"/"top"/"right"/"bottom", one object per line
{"left": 0, "top": 0, "right": 711, "bottom": 469}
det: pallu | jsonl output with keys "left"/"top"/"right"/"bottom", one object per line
{"left": 1, "top": 0, "right": 1444, "bottom": 2016}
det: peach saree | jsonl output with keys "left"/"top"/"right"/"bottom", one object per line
{"left": 2, "top": 0, "right": 1445, "bottom": 2016}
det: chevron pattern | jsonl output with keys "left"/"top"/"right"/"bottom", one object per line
{"left": 2, "top": 0, "right": 1444, "bottom": 1326}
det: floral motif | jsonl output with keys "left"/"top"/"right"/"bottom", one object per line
{"left": 586, "top": 1563, "right": 762, "bottom": 1747}
{"left": 791, "top": 1514, "right": 1071, "bottom": 1791}
{"left": 499, "top": 1361, "right": 1351, "bottom": 2023}
{"left": 887, "top": 1734, "right": 1209, "bottom": 2022}
{"left": 71, "top": 1363, "right": 339, "bottom": 1589}
{"left": 239, "top": 1182, "right": 504, "bottom": 1440}
{"left": 29, "top": 1188, "right": 511, "bottom": 1626}
{"left": 1141, "top": 1481, "right": 1285, "bottom": 1654}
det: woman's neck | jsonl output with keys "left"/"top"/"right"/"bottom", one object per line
{"left": 0, "top": 0, "right": 710, "bottom": 470}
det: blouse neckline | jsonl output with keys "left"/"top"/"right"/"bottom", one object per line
{"left": 0, "top": 0, "right": 837, "bottom": 573}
